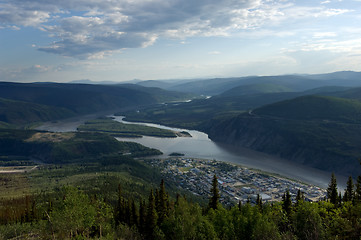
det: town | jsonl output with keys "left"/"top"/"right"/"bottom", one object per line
{"left": 143, "top": 157, "right": 327, "bottom": 205}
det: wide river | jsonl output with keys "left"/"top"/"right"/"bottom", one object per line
{"left": 37, "top": 114, "right": 347, "bottom": 189}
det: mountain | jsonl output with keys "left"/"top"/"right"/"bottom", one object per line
{"left": 0, "top": 82, "right": 193, "bottom": 125}
{"left": 253, "top": 95, "right": 361, "bottom": 123}
{"left": 136, "top": 80, "right": 175, "bottom": 89}
{"left": 118, "top": 83, "right": 195, "bottom": 102}
{"left": 0, "top": 97, "right": 74, "bottom": 126}
{"left": 165, "top": 71, "right": 361, "bottom": 95}
{"left": 205, "top": 95, "right": 361, "bottom": 177}
{"left": 219, "top": 83, "right": 292, "bottom": 97}
{"left": 123, "top": 85, "right": 358, "bottom": 129}
{"left": 69, "top": 79, "right": 119, "bottom": 85}
{"left": 331, "top": 87, "right": 361, "bottom": 101}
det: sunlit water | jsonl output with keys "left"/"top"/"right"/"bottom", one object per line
{"left": 37, "top": 115, "right": 347, "bottom": 189}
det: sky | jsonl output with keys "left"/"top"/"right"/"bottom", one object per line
{"left": 1, "top": 0, "right": 361, "bottom": 83}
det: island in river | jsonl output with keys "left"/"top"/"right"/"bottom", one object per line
{"left": 36, "top": 114, "right": 347, "bottom": 190}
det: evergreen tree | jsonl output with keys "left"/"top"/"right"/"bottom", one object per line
{"left": 295, "top": 189, "right": 304, "bottom": 204}
{"left": 138, "top": 199, "right": 146, "bottom": 234}
{"left": 282, "top": 189, "right": 292, "bottom": 216}
{"left": 238, "top": 200, "right": 242, "bottom": 212}
{"left": 355, "top": 175, "right": 361, "bottom": 202}
{"left": 338, "top": 192, "right": 342, "bottom": 206}
{"left": 130, "top": 199, "right": 138, "bottom": 227}
{"left": 208, "top": 174, "right": 220, "bottom": 210}
{"left": 256, "top": 194, "right": 263, "bottom": 212}
{"left": 146, "top": 189, "right": 158, "bottom": 239}
{"left": 157, "top": 179, "right": 168, "bottom": 224}
{"left": 343, "top": 176, "right": 354, "bottom": 202}
{"left": 115, "top": 184, "right": 123, "bottom": 225}
{"left": 125, "top": 200, "right": 131, "bottom": 225}
{"left": 327, "top": 173, "right": 338, "bottom": 205}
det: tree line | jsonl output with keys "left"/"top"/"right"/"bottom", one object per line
{"left": 1, "top": 174, "right": 361, "bottom": 239}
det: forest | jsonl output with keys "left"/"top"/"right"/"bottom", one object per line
{"left": 1, "top": 172, "right": 361, "bottom": 239}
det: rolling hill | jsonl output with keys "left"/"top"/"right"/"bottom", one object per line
{"left": 253, "top": 95, "right": 361, "bottom": 123}
{"left": 205, "top": 95, "right": 361, "bottom": 177}
{"left": 0, "top": 82, "right": 193, "bottom": 126}
{"left": 147, "top": 71, "right": 361, "bottom": 96}
{"left": 0, "top": 97, "right": 74, "bottom": 126}
{"left": 219, "top": 83, "right": 292, "bottom": 97}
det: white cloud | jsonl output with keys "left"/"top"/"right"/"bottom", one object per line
{"left": 313, "top": 32, "right": 337, "bottom": 38}
{"left": 0, "top": 64, "right": 52, "bottom": 82}
{"left": 0, "top": 0, "right": 354, "bottom": 58}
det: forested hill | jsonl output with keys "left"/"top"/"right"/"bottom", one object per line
{"left": 0, "top": 97, "right": 74, "bottom": 125}
{"left": 206, "top": 95, "right": 361, "bottom": 177}
{"left": 253, "top": 95, "right": 361, "bottom": 123}
{"left": 158, "top": 71, "right": 361, "bottom": 95}
{"left": 0, "top": 82, "right": 192, "bottom": 126}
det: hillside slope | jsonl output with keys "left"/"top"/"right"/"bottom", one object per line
{"left": 219, "top": 83, "right": 292, "bottom": 97}
{"left": 0, "top": 97, "right": 74, "bottom": 125}
{"left": 206, "top": 95, "right": 361, "bottom": 177}
{"left": 167, "top": 71, "right": 361, "bottom": 95}
{"left": 0, "top": 82, "right": 193, "bottom": 126}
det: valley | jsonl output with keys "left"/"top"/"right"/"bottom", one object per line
{"left": 1, "top": 73, "right": 361, "bottom": 239}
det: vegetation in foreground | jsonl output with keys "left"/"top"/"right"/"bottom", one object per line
{"left": 1, "top": 171, "right": 361, "bottom": 239}
{"left": 0, "top": 125, "right": 361, "bottom": 239}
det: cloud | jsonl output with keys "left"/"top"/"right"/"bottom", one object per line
{"left": 0, "top": 64, "right": 52, "bottom": 82}
{"left": 0, "top": 0, "right": 353, "bottom": 58}
{"left": 0, "top": 3, "right": 51, "bottom": 26}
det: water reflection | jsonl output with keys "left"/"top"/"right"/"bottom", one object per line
{"left": 113, "top": 116, "right": 346, "bottom": 189}
{"left": 36, "top": 114, "right": 347, "bottom": 189}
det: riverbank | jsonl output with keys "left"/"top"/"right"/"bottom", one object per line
{"left": 36, "top": 113, "right": 347, "bottom": 190}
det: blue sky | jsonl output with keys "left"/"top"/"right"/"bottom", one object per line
{"left": 1, "top": 0, "right": 361, "bottom": 83}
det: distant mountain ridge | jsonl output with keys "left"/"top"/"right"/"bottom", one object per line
{"left": 135, "top": 71, "right": 361, "bottom": 96}
{"left": 0, "top": 82, "right": 192, "bottom": 126}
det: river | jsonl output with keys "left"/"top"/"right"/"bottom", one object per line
{"left": 36, "top": 115, "right": 347, "bottom": 189}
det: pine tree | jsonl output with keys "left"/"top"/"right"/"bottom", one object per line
{"left": 338, "top": 192, "right": 342, "bottom": 206}
{"left": 327, "top": 173, "right": 338, "bottom": 205}
{"left": 125, "top": 200, "right": 131, "bottom": 225}
{"left": 355, "top": 176, "right": 361, "bottom": 202}
{"left": 343, "top": 176, "right": 354, "bottom": 202}
{"left": 282, "top": 189, "right": 292, "bottom": 216}
{"left": 138, "top": 199, "right": 146, "bottom": 234}
{"left": 146, "top": 189, "right": 157, "bottom": 239}
{"left": 256, "top": 194, "right": 263, "bottom": 212}
{"left": 296, "top": 189, "right": 304, "bottom": 204}
{"left": 115, "top": 184, "right": 123, "bottom": 225}
{"left": 130, "top": 199, "right": 138, "bottom": 226}
{"left": 157, "top": 179, "right": 168, "bottom": 224}
{"left": 208, "top": 174, "right": 220, "bottom": 210}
